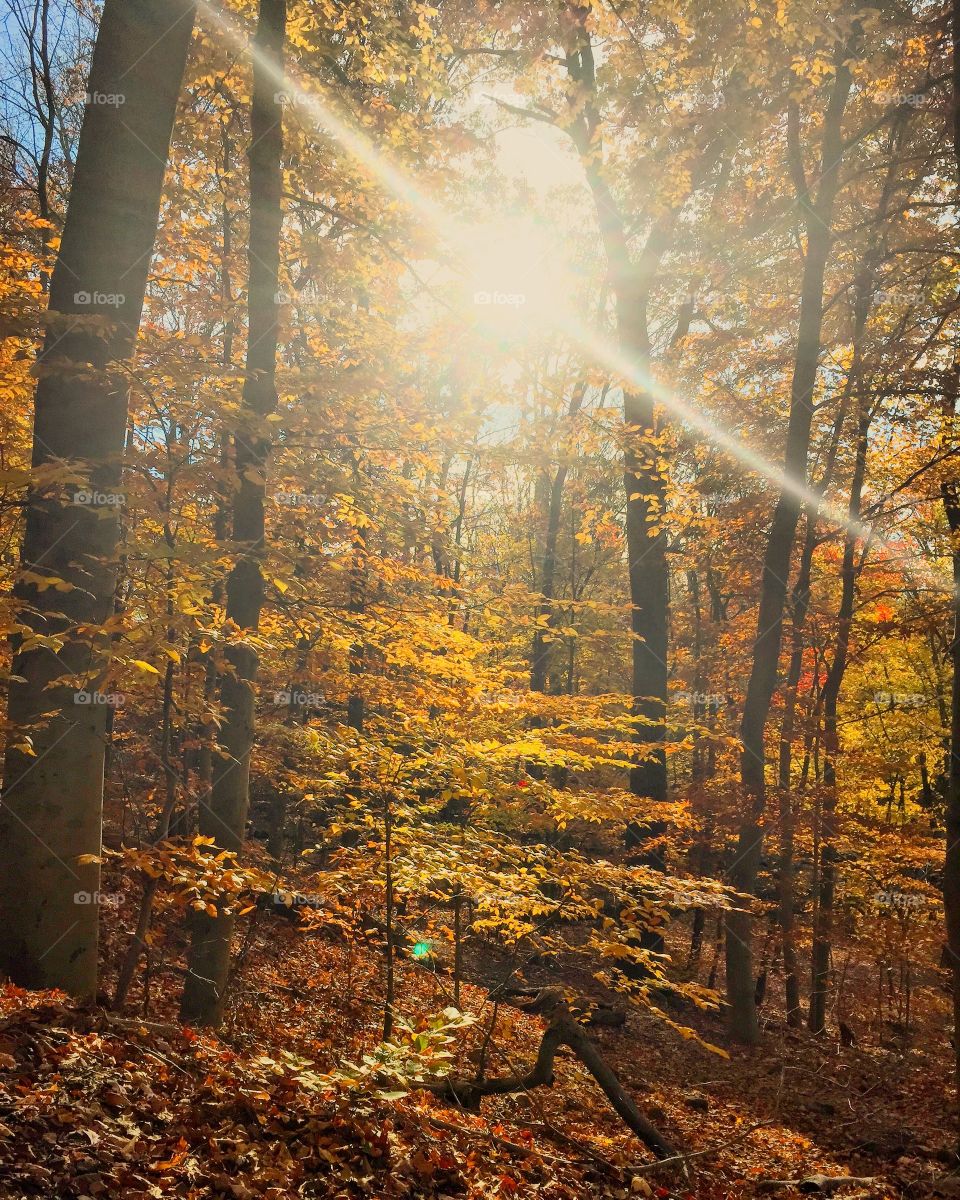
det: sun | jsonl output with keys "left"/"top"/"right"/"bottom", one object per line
{"left": 461, "top": 213, "right": 576, "bottom": 339}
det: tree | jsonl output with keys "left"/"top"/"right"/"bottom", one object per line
{"left": 0, "top": 0, "right": 196, "bottom": 998}
{"left": 726, "top": 27, "right": 857, "bottom": 1043}
{"left": 180, "top": 0, "right": 286, "bottom": 1027}
{"left": 939, "top": 0, "right": 960, "bottom": 1139}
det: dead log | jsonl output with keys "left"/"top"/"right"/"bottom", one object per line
{"left": 423, "top": 997, "right": 677, "bottom": 1161}
{"left": 757, "top": 1176, "right": 877, "bottom": 1194}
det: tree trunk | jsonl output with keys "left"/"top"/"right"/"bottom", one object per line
{"left": 809, "top": 400, "right": 870, "bottom": 1034}
{"left": 180, "top": 0, "right": 285, "bottom": 1026}
{"left": 530, "top": 383, "right": 586, "bottom": 693}
{"left": 0, "top": 0, "right": 196, "bottom": 998}
{"left": 941, "top": 382, "right": 960, "bottom": 1133}
{"left": 560, "top": 6, "right": 671, "bottom": 808}
{"left": 347, "top": 460, "right": 367, "bottom": 731}
{"left": 944, "top": 462, "right": 960, "bottom": 1134}
{"left": 776, "top": 384, "right": 851, "bottom": 1025}
{"left": 806, "top": 129, "right": 901, "bottom": 1029}
{"left": 726, "top": 41, "right": 854, "bottom": 1043}
{"left": 942, "top": 0, "right": 960, "bottom": 1140}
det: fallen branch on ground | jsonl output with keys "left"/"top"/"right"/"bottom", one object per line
{"left": 757, "top": 1176, "right": 877, "bottom": 1194}
{"left": 422, "top": 994, "right": 678, "bottom": 1160}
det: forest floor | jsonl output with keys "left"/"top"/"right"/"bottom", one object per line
{"left": 1, "top": 907, "right": 959, "bottom": 1199}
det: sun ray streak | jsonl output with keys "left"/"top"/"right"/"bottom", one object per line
{"left": 194, "top": 0, "right": 950, "bottom": 596}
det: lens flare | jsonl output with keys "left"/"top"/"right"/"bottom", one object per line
{"left": 194, "top": 0, "right": 946, "bottom": 594}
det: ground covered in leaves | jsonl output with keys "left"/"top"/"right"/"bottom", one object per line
{"left": 1, "top": 919, "right": 959, "bottom": 1199}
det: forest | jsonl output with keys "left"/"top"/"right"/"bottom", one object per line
{"left": 0, "top": 0, "right": 959, "bottom": 1195}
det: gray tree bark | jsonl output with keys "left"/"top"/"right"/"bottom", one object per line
{"left": 726, "top": 38, "right": 855, "bottom": 1043}
{"left": 0, "top": 0, "right": 196, "bottom": 998}
{"left": 180, "top": 0, "right": 285, "bottom": 1026}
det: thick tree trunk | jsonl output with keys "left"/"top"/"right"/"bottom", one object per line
{"left": 0, "top": 0, "right": 196, "bottom": 998}
{"left": 726, "top": 44, "right": 854, "bottom": 1043}
{"left": 180, "top": 0, "right": 285, "bottom": 1026}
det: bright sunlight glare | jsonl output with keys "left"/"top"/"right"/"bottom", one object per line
{"left": 194, "top": 0, "right": 942, "bottom": 594}
{"left": 461, "top": 214, "right": 577, "bottom": 337}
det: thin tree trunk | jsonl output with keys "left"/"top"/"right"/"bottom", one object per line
{"left": 114, "top": 541, "right": 180, "bottom": 1009}
{"left": 941, "top": 382, "right": 960, "bottom": 1136}
{"left": 560, "top": 5, "right": 670, "bottom": 808}
{"left": 809, "top": 399, "right": 871, "bottom": 1034}
{"left": 777, "top": 377, "right": 853, "bottom": 1025}
{"left": 941, "top": 0, "right": 960, "bottom": 1140}
{"left": 0, "top": 0, "right": 196, "bottom": 998}
{"left": 777, "top": 514, "right": 815, "bottom": 1026}
{"left": 807, "top": 128, "right": 901, "bottom": 1030}
{"left": 180, "top": 0, "right": 285, "bottom": 1026}
{"left": 191, "top": 122, "right": 238, "bottom": 818}
{"left": 347, "top": 459, "right": 367, "bottom": 731}
{"left": 726, "top": 41, "right": 855, "bottom": 1042}
{"left": 531, "top": 382, "right": 586, "bottom": 693}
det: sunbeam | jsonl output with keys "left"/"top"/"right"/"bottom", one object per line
{"left": 194, "top": 0, "right": 942, "bottom": 590}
